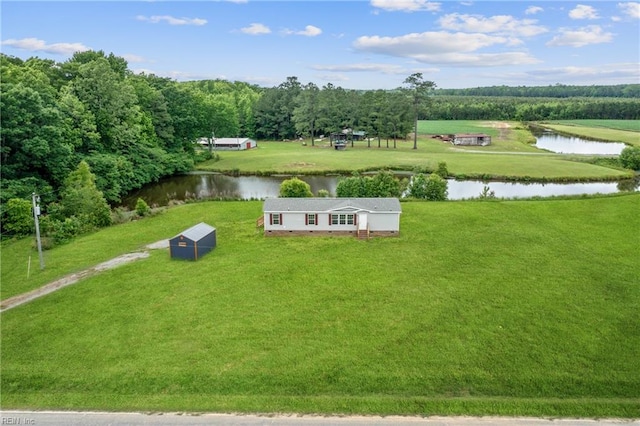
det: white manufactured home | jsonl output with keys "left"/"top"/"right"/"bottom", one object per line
{"left": 262, "top": 198, "right": 402, "bottom": 238}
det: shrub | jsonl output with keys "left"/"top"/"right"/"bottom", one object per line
{"left": 336, "top": 171, "right": 403, "bottom": 198}
{"left": 2, "top": 198, "right": 34, "bottom": 237}
{"left": 436, "top": 161, "right": 449, "bottom": 178}
{"left": 619, "top": 146, "right": 640, "bottom": 171}
{"left": 317, "top": 189, "right": 330, "bottom": 198}
{"left": 135, "top": 198, "right": 151, "bottom": 217}
{"left": 40, "top": 215, "right": 85, "bottom": 247}
{"left": 478, "top": 185, "right": 496, "bottom": 199}
{"left": 111, "top": 207, "right": 132, "bottom": 224}
{"left": 409, "top": 173, "right": 448, "bottom": 201}
{"left": 279, "top": 177, "right": 313, "bottom": 197}
{"left": 370, "top": 170, "right": 402, "bottom": 197}
{"left": 56, "top": 161, "right": 112, "bottom": 228}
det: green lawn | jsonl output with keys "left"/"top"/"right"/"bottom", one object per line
{"left": 2, "top": 195, "right": 639, "bottom": 417}
{"left": 199, "top": 141, "right": 631, "bottom": 181}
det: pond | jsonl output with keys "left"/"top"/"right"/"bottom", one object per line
{"left": 531, "top": 127, "right": 627, "bottom": 155}
{"left": 118, "top": 173, "right": 639, "bottom": 209}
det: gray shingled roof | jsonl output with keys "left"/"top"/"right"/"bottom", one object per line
{"left": 175, "top": 222, "right": 216, "bottom": 241}
{"left": 263, "top": 198, "right": 401, "bottom": 213}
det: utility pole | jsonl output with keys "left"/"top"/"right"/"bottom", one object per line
{"left": 32, "top": 193, "right": 45, "bottom": 270}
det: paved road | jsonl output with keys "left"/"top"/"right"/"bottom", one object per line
{"left": 1, "top": 411, "right": 638, "bottom": 426}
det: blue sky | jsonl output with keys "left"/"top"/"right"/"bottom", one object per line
{"left": 2, "top": 1, "right": 639, "bottom": 89}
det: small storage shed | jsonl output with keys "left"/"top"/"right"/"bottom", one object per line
{"left": 169, "top": 222, "right": 216, "bottom": 260}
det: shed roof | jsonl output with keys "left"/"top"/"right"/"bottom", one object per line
{"left": 263, "top": 198, "right": 401, "bottom": 213}
{"left": 174, "top": 222, "right": 216, "bottom": 241}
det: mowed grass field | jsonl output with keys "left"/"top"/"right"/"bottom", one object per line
{"left": 197, "top": 121, "right": 634, "bottom": 180}
{"left": 2, "top": 195, "right": 639, "bottom": 417}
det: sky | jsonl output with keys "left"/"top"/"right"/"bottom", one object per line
{"left": 1, "top": 1, "right": 639, "bottom": 90}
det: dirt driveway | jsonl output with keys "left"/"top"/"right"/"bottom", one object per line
{"left": 0, "top": 239, "right": 169, "bottom": 313}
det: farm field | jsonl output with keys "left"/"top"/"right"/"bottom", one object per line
{"left": 541, "top": 120, "right": 640, "bottom": 133}
{"left": 538, "top": 120, "right": 640, "bottom": 146}
{"left": 197, "top": 121, "right": 634, "bottom": 180}
{"left": 2, "top": 195, "right": 639, "bottom": 417}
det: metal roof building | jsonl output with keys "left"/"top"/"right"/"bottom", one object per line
{"left": 169, "top": 222, "right": 217, "bottom": 260}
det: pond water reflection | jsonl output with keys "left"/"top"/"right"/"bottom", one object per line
{"left": 532, "top": 127, "right": 627, "bottom": 155}
{"left": 119, "top": 173, "right": 638, "bottom": 208}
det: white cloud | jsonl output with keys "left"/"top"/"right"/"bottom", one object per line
{"left": 240, "top": 23, "right": 271, "bottom": 35}
{"left": 122, "top": 54, "right": 146, "bottom": 63}
{"left": 569, "top": 5, "right": 600, "bottom": 20}
{"left": 282, "top": 25, "right": 322, "bottom": 37}
{"left": 353, "top": 31, "right": 539, "bottom": 66}
{"left": 312, "top": 63, "right": 442, "bottom": 76}
{"left": 521, "top": 63, "right": 640, "bottom": 83}
{"left": 356, "top": 31, "right": 507, "bottom": 55}
{"left": 1, "top": 37, "right": 90, "bottom": 55}
{"left": 133, "top": 68, "right": 223, "bottom": 81}
{"left": 316, "top": 73, "right": 350, "bottom": 82}
{"left": 525, "top": 6, "right": 544, "bottom": 15}
{"left": 136, "top": 15, "right": 207, "bottom": 26}
{"left": 618, "top": 2, "right": 640, "bottom": 18}
{"left": 438, "top": 13, "right": 547, "bottom": 37}
{"left": 547, "top": 25, "right": 613, "bottom": 47}
{"left": 370, "top": 0, "right": 441, "bottom": 13}
{"left": 312, "top": 63, "right": 406, "bottom": 74}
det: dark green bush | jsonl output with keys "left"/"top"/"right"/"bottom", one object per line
{"left": 620, "top": 146, "right": 640, "bottom": 171}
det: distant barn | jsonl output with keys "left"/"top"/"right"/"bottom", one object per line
{"left": 213, "top": 138, "right": 256, "bottom": 150}
{"left": 169, "top": 222, "right": 216, "bottom": 261}
{"left": 197, "top": 138, "right": 257, "bottom": 150}
{"left": 453, "top": 133, "right": 491, "bottom": 146}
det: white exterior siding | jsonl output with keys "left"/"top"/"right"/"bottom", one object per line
{"left": 213, "top": 138, "right": 257, "bottom": 150}
{"left": 367, "top": 212, "right": 400, "bottom": 232}
{"left": 263, "top": 198, "right": 401, "bottom": 235}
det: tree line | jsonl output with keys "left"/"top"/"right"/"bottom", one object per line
{"left": 436, "top": 84, "right": 640, "bottom": 98}
{"left": 1, "top": 51, "right": 262, "bottom": 208}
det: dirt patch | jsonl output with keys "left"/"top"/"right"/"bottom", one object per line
{"left": 487, "top": 121, "right": 512, "bottom": 140}
{"left": 146, "top": 239, "right": 170, "bottom": 250}
{"left": 286, "top": 162, "right": 317, "bottom": 168}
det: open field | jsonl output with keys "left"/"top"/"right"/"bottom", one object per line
{"left": 200, "top": 141, "right": 629, "bottom": 178}
{"left": 196, "top": 121, "right": 634, "bottom": 180}
{"left": 541, "top": 120, "right": 640, "bottom": 133}
{"left": 200, "top": 142, "right": 631, "bottom": 180}
{"left": 2, "top": 195, "right": 639, "bottom": 417}
{"left": 538, "top": 120, "right": 640, "bottom": 147}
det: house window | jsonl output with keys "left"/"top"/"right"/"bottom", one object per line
{"left": 330, "top": 213, "right": 354, "bottom": 225}
{"left": 271, "top": 213, "right": 282, "bottom": 225}
{"left": 306, "top": 214, "right": 317, "bottom": 225}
